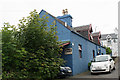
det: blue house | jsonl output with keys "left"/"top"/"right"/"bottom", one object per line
{"left": 39, "top": 9, "right": 106, "bottom": 76}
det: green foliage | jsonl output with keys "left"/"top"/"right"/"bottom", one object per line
{"left": 0, "top": 32, "right": 2, "bottom": 79}
{"left": 2, "top": 9, "right": 65, "bottom": 80}
{"left": 105, "top": 47, "right": 112, "bottom": 54}
{"left": 88, "top": 62, "right": 91, "bottom": 70}
{"left": 88, "top": 62, "right": 91, "bottom": 67}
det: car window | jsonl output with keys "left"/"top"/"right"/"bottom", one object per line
{"left": 95, "top": 56, "right": 108, "bottom": 62}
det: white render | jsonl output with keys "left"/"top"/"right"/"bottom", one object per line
{"left": 100, "top": 33, "right": 118, "bottom": 57}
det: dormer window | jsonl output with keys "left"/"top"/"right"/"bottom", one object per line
{"left": 92, "top": 32, "right": 101, "bottom": 45}
{"left": 90, "top": 33, "right": 93, "bottom": 41}
{"left": 74, "top": 24, "right": 93, "bottom": 40}
{"left": 106, "top": 35, "right": 112, "bottom": 44}
{"left": 107, "top": 37, "right": 111, "bottom": 45}
{"left": 113, "top": 39, "right": 116, "bottom": 43}
{"left": 107, "top": 38, "right": 111, "bottom": 42}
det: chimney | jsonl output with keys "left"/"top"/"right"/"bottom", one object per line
{"left": 62, "top": 9, "right": 68, "bottom": 15}
{"left": 57, "top": 9, "right": 73, "bottom": 27}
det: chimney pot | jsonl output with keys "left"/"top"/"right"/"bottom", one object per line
{"left": 62, "top": 9, "right": 68, "bottom": 15}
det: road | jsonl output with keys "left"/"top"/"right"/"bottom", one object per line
{"left": 57, "top": 58, "right": 119, "bottom": 80}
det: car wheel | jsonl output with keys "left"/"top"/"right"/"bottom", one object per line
{"left": 91, "top": 72, "right": 94, "bottom": 75}
{"left": 109, "top": 66, "right": 111, "bottom": 73}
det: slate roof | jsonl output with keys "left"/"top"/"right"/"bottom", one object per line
{"left": 92, "top": 32, "right": 101, "bottom": 38}
{"left": 74, "top": 24, "right": 93, "bottom": 32}
{"left": 101, "top": 33, "right": 118, "bottom": 40}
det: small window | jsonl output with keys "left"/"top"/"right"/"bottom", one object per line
{"left": 65, "top": 22, "right": 67, "bottom": 27}
{"left": 78, "top": 44, "right": 82, "bottom": 58}
{"left": 107, "top": 38, "right": 111, "bottom": 44}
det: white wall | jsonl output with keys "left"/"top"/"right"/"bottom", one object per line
{"left": 100, "top": 38, "right": 118, "bottom": 57}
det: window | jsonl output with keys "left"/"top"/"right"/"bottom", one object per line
{"left": 95, "top": 56, "right": 108, "bottom": 62}
{"left": 78, "top": 44, "right": 82, "bottom": 58}
{"left": 65, "top": 22, "right": 67, "bottom": 27}
{"left": 107, "top": 38, "right": 111, "bottom": 44}
{"left": 113, "top": 39, "right": 116, "bottom": 43}
{"left": 93, "top": 50, "right": 95, "bottom": 58}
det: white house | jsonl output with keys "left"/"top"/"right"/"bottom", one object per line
{"left": 100, "top": 33, "right": 118, "bottom": 57}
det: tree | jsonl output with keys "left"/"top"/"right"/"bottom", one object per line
{"left": 2, "top": 9, "right": 64, "bottom": 80}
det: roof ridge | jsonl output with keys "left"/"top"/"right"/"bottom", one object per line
{"left": 101, "top": 33, "right": 116, "bottom": 35}
{"left": 74, "top": 24, "right": 90, "bottom": 28}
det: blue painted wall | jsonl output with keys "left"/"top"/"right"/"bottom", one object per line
{"left": 39, "top": 10, "right": 71, "bottom": 41}
{"left": 57, "top": 14, "right": 72, "bottom": 27}
{"left": 70, "top": 32, "right": 106, "bottom": 75}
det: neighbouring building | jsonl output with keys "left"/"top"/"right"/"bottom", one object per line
{"left": 39, "top": 9, "right": 106, "bottom": 76}
{"left": 100, "top": 33, "right": 118, "bottom": 57}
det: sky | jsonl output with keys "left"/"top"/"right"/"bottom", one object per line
{"left": 0, "top": 0, "right": 119, "bottom": 34}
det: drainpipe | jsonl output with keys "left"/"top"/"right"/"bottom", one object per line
{"left": 96, "top": 45, "right": 97, "bottom": 56}
{"left": 99, "top": 46, "right": 101, "bottom": 55}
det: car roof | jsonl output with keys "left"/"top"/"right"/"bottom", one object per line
{"left": 96, "top": 55, "right": 110, "bottom": 57}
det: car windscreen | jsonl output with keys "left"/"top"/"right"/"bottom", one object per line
{"left": 95, "top": 56, "right": 108, "bottom": 62}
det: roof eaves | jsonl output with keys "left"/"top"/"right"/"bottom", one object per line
{"left": 74, "top": 24, "right": 91, "bottom": 31}
{"left": 59, "top": 41, "right": 70, "bottom": 46}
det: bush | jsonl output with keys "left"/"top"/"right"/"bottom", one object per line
{"left": 88, "top": 62, "right": 91, "bottom": 70}
{"left": 105, "top": 47, "right": 112, "bottom": 55}
{"left": 2, "top": 10, "right": 65, "bottom": 80}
